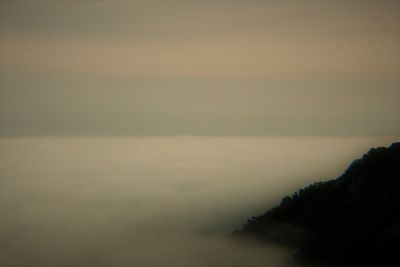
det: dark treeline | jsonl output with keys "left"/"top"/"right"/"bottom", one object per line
{"left": 233, "top": 142, "right": 400, "bottom": 267}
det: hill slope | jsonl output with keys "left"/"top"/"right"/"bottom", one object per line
{"left": 234, "top": 142, "right": 400, "bottom": 266}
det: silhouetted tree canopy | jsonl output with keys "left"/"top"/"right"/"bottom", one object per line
{"left": 233, "top": 142, "right": 400, "bottom": 267}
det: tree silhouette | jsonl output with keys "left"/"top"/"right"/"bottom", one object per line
{"left": 233, "top": 142, "right": 400, "bottom": 267}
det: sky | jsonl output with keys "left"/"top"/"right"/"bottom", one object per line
{"left": 0, "top": 0, "right": 399, "bottom": 136}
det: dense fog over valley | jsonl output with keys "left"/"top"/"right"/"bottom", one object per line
{"left": 0, "top": 136, "right": 397, "bottom": 266}
{"left": 1, "top": 1, "right": 399, "bottom": 266}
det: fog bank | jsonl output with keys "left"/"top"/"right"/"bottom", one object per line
{"left": 0, "top": 136, "right": 397, "bottom": 266}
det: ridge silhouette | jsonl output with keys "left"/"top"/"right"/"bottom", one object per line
{"left": 233, "top": 142, "right": 400, "bottom": 267}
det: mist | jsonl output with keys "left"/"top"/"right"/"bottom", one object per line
{"left": 1, "top": 0, "right": 399, "bottom": 265}
{"left": 0, "top": 136, "right": 397, "bottom": 266}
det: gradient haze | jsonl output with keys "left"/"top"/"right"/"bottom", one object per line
{"left": 1, "top": 0, "right": 399, "bottom": 136}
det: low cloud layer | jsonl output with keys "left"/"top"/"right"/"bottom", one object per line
{"left": 0, "top": 136, "right": 397, "bottom": 266}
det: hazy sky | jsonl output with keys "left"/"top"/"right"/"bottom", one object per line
{"left": 1, "top": 0, "right": 399, "bottom": 136}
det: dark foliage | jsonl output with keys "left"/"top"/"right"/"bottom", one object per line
{"left": 233, "top": 142, "right": 400, "bottom": 267}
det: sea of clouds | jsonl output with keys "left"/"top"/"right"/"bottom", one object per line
{"left": 0, "top": 136, "right": 397, "bottom": 266}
